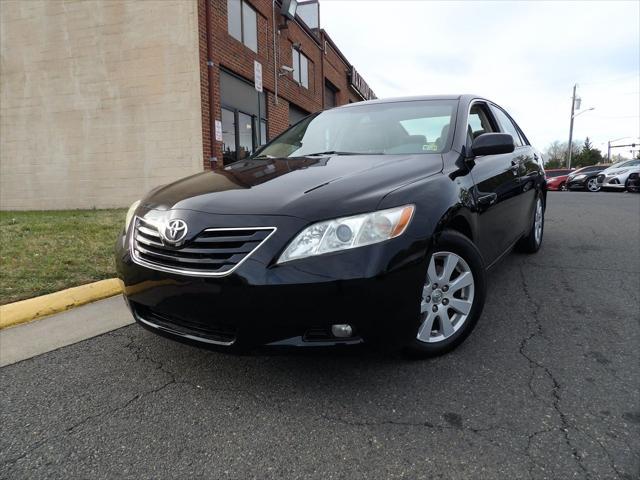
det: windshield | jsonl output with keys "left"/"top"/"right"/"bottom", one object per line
{"left": 254, "top": 100, "right": 457, "bottom": 158}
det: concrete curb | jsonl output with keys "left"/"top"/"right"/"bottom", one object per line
{"left": 0, "top": 279, "right": 123, "bottom": 330}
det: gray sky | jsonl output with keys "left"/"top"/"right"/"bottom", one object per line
{"left": 320, "top": 0, "right": 640, "bottom": 157}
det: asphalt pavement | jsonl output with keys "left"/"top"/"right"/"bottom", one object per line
{"left": 1, "top": 191, "right": 639, "bottom": 480}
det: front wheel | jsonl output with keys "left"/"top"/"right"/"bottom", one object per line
{"left": 405, "top": 231, "right": 486, "bottom": 358}
{"left": 586, "top": 177, "right": 600, "bottom": 192}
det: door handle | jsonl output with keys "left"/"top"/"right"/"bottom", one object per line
{"left": 477, "top": 192, "right": 497, "bottom": 207}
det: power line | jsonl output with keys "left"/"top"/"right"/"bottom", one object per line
{"left": 592, "top": 114, "right": 640, "bottom": 119}
{"left": 579, "top": 72, "right": 639, "bottom": 86}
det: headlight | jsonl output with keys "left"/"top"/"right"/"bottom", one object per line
{"left": 124, "top": 200, "right": 141, "bottom": 233}
{"left": 277, "top": 205, "right": 415, "bottom": 264}
{"left": 613, "top": 169, "right": 628, "bottom": 176}
{"left": 573, "top": 174, "right": 586, "bottom": 180}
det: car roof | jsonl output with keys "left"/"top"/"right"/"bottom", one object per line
{"left": 335, "top": 94, "right": 483, "bottom": 109}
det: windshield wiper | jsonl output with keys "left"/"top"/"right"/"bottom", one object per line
{"left": 304, "top": 151, "right": 379, "bottom": 156}
{"left": 251, "top": 154, "right": 276, "bottom": 159}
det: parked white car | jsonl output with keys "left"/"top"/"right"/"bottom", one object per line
{"left": 596, "top": 159, "right": 640, "bottom": 191}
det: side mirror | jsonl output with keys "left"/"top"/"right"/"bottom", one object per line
{"left": 471, "top": 133, "right": 515, "bottom": 157}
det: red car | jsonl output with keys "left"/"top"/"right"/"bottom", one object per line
{"left": 545, "top": 168, "right": 574, "bottom": 191}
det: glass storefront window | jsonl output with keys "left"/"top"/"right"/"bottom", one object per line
{"left": 238, "top": 112, "right": 253, "bottom": 161}
{"left": 221, "top": 109, "right": 266, "bottom": 164}
{"left": 260, "top": 120, "right": 267, "bottom": 146}
{"left": 220, "top": 71, "right": 267, "bottom": 164}
{"left": 221, "top": 108, "right": 236, "bottom": 165}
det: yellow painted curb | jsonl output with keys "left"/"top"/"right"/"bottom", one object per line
{"left": 0, "top": 279, "right": 123, "bottom": 330}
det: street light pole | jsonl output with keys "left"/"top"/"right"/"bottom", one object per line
{"left": 567, "top": 84, "right": 577, "bottom": 169}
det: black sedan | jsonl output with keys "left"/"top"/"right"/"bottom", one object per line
{"left": 116, "top": 95, "right": 546, "bottom": 357}
{"left": 565, "top": 165, "right": 607, "bottom": 191}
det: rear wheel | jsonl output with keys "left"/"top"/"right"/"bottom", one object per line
{"left": 405, "top": 231, "right": 486, "bottom": 358}
{"left": 586, "top": 177, "right": 600, "bottom": 192}
{"left": 516, "top": 193, "right": 544, "bottom": 253}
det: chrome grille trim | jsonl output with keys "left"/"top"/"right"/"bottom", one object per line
{"left": 129, "top": 216, "right": 277, "bottom": 277}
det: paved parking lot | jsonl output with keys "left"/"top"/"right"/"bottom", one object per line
{"left": 1, "top": 191, "right": 639, "bottom": 479}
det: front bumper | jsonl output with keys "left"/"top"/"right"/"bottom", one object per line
{"left": 545, "top": 181, "right": 564, "bottom": 191}
{"left": 116, "top": 210, "right": 428, "bottom": 351}
{"left": 566, "top": 177, "right": 587, "bottom": 189}
{"left": 596, "top": 174, "right": 625, "bottom": 189}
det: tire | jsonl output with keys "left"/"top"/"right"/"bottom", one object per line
{"left": 586, "top": 177, "right": 600, "bottom": 192}
{"left": 405, "top": 230, "right": 487, "bottom": 358}
{"left": 559, "top": 182, "right": 567, "bottom": 191}
{"left": 516, "top": 192, "right": 544, "bottom": 253}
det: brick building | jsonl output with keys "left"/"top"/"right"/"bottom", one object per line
{"left": 200, "top": 0, "right": 375, "bottom": 169}
{"left": 0, "top": 0, "right": 375, "bottom": 210}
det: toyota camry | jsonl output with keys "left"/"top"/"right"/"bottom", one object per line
{"left": 115, "top": 95, "right": 546, "bottom": 357}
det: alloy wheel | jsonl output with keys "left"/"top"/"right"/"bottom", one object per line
{"left": 417, "top": 251, "right": 475, "bottom": 343}
{"left": 587, "top": 178, "right": 600, "bottom": 192}
{"left": 534, "top": 198, "right": 543, "bottom": 245}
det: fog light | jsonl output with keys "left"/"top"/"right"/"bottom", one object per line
{"left": 331, "top": 324, "right": 353, "bottom": 338}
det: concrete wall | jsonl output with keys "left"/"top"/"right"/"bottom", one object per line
{"left": 0, "top": 0, "right": 204, "bottom": 210}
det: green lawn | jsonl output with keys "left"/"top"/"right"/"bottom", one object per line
{"left": 0, "top": 209, "right": 126, "bottom": 305}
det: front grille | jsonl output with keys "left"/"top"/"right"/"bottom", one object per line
{"left": 131, "top": 217, "right": 276, "bottom": 277}
{"left": 132, "top": 303, "right": 237, "bottom": 345}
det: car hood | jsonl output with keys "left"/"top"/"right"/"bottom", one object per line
{"left": 603, "top": 165, "right": 639, "bottom": 175}
{"left": 142, "top": 154, "right": 443, "bottom": 220}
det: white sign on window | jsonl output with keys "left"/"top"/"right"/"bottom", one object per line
{"left": 254, "top": 60, "right": 263, "bottom": 92}
{"left": 214, "top": 120, "right": 222, "bottom": 142}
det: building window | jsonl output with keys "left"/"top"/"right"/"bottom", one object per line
{"left": 221, "top": 108, "right": 238, "bottom": 165}
{"left": 222, "top": 108, "right": 267, "bottom": 165}
{"left": 220, "top": 70, "right": 266, "bottom": 165}
{"left": 324, "top": 80, "right": 338, "bottom": 109}
{"left": 292, "top": 47, "right": 309, "bottom": 88}
{"left": 288, "top": 104, "right": 309, "bottom": 126}
{"left": 227, "top": 0, "right": 257, "bottom": 52}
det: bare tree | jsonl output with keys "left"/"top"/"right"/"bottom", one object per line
{"left": 544, "top": 140, "right": 580, "bottom": 168}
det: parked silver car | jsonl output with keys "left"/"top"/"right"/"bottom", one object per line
{"left": 596, "top": 159, "right": 640, "bottom": 191}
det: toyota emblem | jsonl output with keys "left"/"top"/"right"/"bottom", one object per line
{"left": 163, "top": 219, "right": 188, "bottom": 244}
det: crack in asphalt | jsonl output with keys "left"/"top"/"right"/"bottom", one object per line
{"left": 517, "top": 265, "right": 630, "bottom": 480}
{"left": 0, "top": 331, "right": 183, "bottom": 472}
{"left": 522, "top": 262, "right": 640, "bottom": 275}
{"left": 319, "top": 413, "right": 505, "bottom": 436}
{"left": 517, "top": 265, "right": 591, "bottom": 479}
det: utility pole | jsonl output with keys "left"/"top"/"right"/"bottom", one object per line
{"left": 607, "top": 141, "right": 611, "bottom": 162}
{"left": 567, "top": 84, "right": 577, "bottom": 169}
